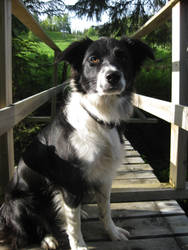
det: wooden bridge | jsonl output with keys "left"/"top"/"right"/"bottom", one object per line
{"left": 0, "top": 0, "right": 188, "bottom": 249}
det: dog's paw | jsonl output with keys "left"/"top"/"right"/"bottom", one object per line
{"left": 107, "top": 225, "right": 130, "bottom": 241}
{"left": 77, "top": 247, "right": 88, "bottom": 250}
{"left": 41, "top": 235, "right": 59, "bottom": 250}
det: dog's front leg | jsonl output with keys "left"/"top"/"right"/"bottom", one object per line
{"left": 63, "top": 203, "right": 88, "bottom": 250}
{"left": 95, "top": 182, "right": 130, "bottom": 241}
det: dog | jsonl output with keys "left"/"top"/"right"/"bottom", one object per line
{"left": 0, "top": 37, "right": 154, "bottom": 250}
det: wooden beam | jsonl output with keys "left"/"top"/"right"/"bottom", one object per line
{"left": 83, "top": 183, "right": 188, "bottom": 204}
{"left": 132, "top": 0, "right": 179, "bottom": 39}
{"left": 133, "top": 94, "right": 188, "bottom": 132}
{"left": 0, "top": 85, "right": 63, "bottom": 136}
{"left": 12, "top": 0, "right": 61, "bottom": 52}
{"left": 51, "top": 51, "right": 58, "bottom": 118}
{"left": 169, "top": 0, "right": 188, "bottom": 189}
{"left": 0, "top": 0, "right": 14, "bottom": 192}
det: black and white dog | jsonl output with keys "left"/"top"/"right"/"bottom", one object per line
{"left": 0, "top": 37, "right": 154, "bottom": 250}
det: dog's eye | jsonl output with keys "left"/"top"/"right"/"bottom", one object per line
{"left": 89, "top": 56, "right": 100, "bottom": 65}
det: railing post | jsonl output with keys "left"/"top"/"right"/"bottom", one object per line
{"left": 0, "top": 0, "right": 14, "bottom": 193}
{"left": 170, "top": 0, "right": 188, "bottom": 189}
{"left": 51, "top": 51, "right": 58, "bottom": 118}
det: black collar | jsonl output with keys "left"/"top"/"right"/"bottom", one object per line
{"left": 81, "top": 104, "right": 116, "bottom": 129}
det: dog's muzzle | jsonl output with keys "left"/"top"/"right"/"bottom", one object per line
{"left": 97, "top": 66, "right": 126, "bottom": 95}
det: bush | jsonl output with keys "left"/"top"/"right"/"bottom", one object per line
{"left": 135, "top": 46, "right": 171, "bottom": 101}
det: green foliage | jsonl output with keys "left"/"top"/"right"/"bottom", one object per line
{"left": 135, "top": 46, "right": 171, "bottom": 101}
{"left": 12, "top": 36, "right": 54, "bottom": 101}
{"left": 86, "top": 27, "right": 98, "bottom": 37}
{"left": 68, "top": 0, "right": 167, "bottom": 35}
{"left": 40, "top": 15, "right": 71, "bottom": 34}
{"left": 14, "top": 120, "right": 46, "bottom": 164}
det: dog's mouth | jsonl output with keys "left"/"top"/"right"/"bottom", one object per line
{"left": 98, "top": 85, "right": 124, "bottom": 96}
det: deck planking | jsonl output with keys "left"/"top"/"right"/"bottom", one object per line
{"left": 1, "top": 139, "right": 188, "bottom": 250}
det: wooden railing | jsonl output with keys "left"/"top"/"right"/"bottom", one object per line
{"left": 0, "top": 0, "right": 63, "bottom": 193}
{"left": 0, "top": 0, "right": 188, "bottom": 201}
{"left": 132, "top": 0, "right": 188, "bottom": 198}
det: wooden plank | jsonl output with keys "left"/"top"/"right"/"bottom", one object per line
{"left": 133, "top": 93, "right": 188, "bottom": 132}
{"left": 0, "top": 0, "right": 14, "bottom": 193}
{"left": 123, "top": 156, "right": 145, "bottom": 164}
{"left": 0, "top": 84, "right": 63, "bottom": 136}
{"left": 87, "top": 238, "right": 182, "bottom": 250}
{"left": 82, "top": 215, "right": 188, "bottom": 241}
{"left": 169, "top": 0, "right": 188, "bottom": 189}
{"left": 132, "top": 0, "right": 180, "bottom": 39}
{"left": 125, "top": 150, "right": 140, "bottom": 157}
{"left": 51, "top": 51, "right": 58, "bottom": 118}
{"left": 110, "top": 183, "right": 188, "bottom": 203}
{"left": 115, "top": 171, "right": 157, "bottom": 180}
{"left": 112, "top": 178, "right": 160, "bottom": 189}
{"left": 7, "top": 238, "right": 183, "bottom": 250}
{"left": 175, "top": 236, "right": 188, "bottom": 250}
{"left": 118, "top": 163, "right": 153, "bottom": 172}
{"left": 82, "top": 200, "right": 184, "bottom": 220}
{"left": 26, "top": 116, "right": 51, "bottom": 123}
{"left": 123, "top": 144, "right": 134, "bottom": 151}
{"left": 12, "top": 0, "right": 61, "bottom": 52}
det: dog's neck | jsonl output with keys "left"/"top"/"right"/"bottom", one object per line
{"left": 65, "top": 91, "right": 133, "bottom": 130}
{"left": 80, "top": 103, "right": 116, "bottom": 129}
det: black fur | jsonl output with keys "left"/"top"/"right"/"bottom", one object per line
{"left": 0, "top": 37, "right": 154, "bottom": 249}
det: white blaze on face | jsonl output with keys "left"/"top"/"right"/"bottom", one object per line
{"left": 96, "top": 65, "right": 126, "bottom": 96}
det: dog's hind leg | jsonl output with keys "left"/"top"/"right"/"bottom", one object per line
{"left": 63, "top": 203, "right": 88, "bottom": 250}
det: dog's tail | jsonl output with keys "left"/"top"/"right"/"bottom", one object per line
{"left": 0, "top": 202, "right": 19, "bottom": 249}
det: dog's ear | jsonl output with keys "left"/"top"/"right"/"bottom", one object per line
{"left": 55, "top": 38, "right": 93, "bottom": 71}
{"left": 121, "top": 37, "right": 154, "bottom": 73}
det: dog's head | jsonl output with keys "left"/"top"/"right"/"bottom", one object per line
{"left": 57, "top": 37, "right": 154, "bottom": 96}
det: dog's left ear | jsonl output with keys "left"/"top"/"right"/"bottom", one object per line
{"left": 121, "top": 37, "right": 154, "bottom": 73}
{"left": 55, "top": 38, "right": 93, "bottom": 71}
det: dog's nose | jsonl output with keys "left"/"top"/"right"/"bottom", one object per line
{"left": 106, "top": 71, "right": 121, "bottom": 84}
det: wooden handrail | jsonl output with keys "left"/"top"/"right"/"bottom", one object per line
{"left": 133, "top": 93, "right": 188, "bottom": 132}
{"left": 132, "top": 0, "right": 180, "bottom": 39}
{"left": 0, "top": 84, "right": 63, "bottom": 136}
{"left": 12, "top": 0, "right": 61, "bottom": 52}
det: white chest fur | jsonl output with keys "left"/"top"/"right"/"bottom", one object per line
{"left": 70, "top": 125, "right": 123, "bottom": 183}
{"left": 66, "top": 92, "right": 125, "bottom": 184}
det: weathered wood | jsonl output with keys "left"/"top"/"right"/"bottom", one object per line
{"left": 169, "top": 0, "right": 188, "bottom": 189}
{"left": 124, "top": 150, "right": 140, "bottom": 157}
{"left": 87, "top": 238, "right": 182, "bottom": 250}
{"left": 0, "top": 85, "right": 63, "bottom": 136}
{"left": 112, "top": 178, "right": 160, "bottom": 189}
{"left": 17, "top": 238, "right": 184, "bottom": 250}
{"left": 123, "top": 156, "right": 145, "bottom": 164}
{"left": 133, "top": 93, "right": 188, "bottom": 132}
{"left": 115, "top": 171, "right": 157, "bottom": 180}
{"left": 82, "top": 215, "right": 188, "bottom": 241}
{"left": 0, "top": 0, "right": 14, "bottom": 193}
{"left": 12, "top": 0, "right": 61, "bottom": 52}
{"left": 110, "top": 183, "right": 188, "bottom": 203}
{"left": 118, "top": 163, "right": 153, "bottom": 172}
{"left": 51, "top": 51, "right": 59, "bottom": 118}
{"left": 26, "top": 116, "right": 51, "bottom": 123}
{"left": 132, "top": 0, "right": 180, "bottom": 39}
{"left": 82, "top": 200, "right": 184, "bottom": 220}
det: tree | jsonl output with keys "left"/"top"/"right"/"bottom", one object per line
{"left": 40, "top": 15, "right": 71, "bottom": 33}
{"left": 22, "top": 0, "right": 65, "bottom": 17}
{"left": 67, "top": 0, "right": 168, "bottom": 36}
